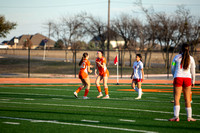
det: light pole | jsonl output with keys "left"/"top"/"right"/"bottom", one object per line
{"left": 107, "top": 0, "right": 110, "bottom": 65}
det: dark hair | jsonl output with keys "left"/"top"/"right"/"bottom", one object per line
{"left": 136, "top": 54, "right": 142, "bottom": 61}
{"left": 181, "top": 43, "right": 190, "bottom": 69}
{"left": 98, "top": 50, "right": 104, "bottom": 55}
{"left": 79, "top": 53, "right": 88, "bottom": 66}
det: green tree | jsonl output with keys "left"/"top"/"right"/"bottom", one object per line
{"left": 0, "top": 15, "right": 17, "bottom": 38}
{"left": 55, "top": 39, "right": 64, "bottom": 49}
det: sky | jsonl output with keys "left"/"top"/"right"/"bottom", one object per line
{"left": 0, "top": 0, "right": 200, "bottom": 43}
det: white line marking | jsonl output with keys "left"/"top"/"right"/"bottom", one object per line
{"left": 3, "top": 121, "right": 20, "bottom": 125}
{"left": 24, "top": 98, "right": 35, "bottom": 101}
{"left": 1, "top": 101, "right": 200, "bottom": 117}
{"left": 52, "top": 98, "right": 63, "bottom": 100}
{"left": 0, "top": 116, "right": 157, "bottom": 133}
{"left": 195, "top": 119, "right": 200, "bottom": 121}
{"left": 0, "top": 99, "right": 10, "bottom": 101}
{"left": 154, "top": 118, "right": 168, "bottom": 121}
{"left": 81, "top": 119, "right": 100, "bottom": 123}
{"left": 119, "top": 119, "right": 136, "bottom": 122}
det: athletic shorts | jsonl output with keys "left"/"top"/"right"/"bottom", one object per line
{"left": 99, "top": 70, "right": 109, "bottom": 77}
{"left": 133, "top": 79, "right": 143, "bottom": 82}
{"left": 79, "top": 72, "right": 88, "bottom": 79}
{"left": 173, "top": 77, "right": 192, "bottom": 87}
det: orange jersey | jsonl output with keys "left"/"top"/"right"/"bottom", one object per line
{"left": 96, "top": 57, "right": 108, "bottom": 76}
{"left": 80, "top": 59, "right": 90, "bottom": 74}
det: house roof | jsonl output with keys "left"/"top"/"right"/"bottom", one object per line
{"left": 8, "top": 33, "right": 55, "bottom": 47}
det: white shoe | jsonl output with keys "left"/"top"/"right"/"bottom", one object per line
{"left": 102, "top": 95, "right": 110, "bottom": 99}
{"left": 135, "top": 97, "right": 141, "bottom": 99}
{"left": 74, "top": 92, "right": 78, "bottom": 98}
{"left": 83, "top": 96, "right": 89, "bottom": 99}
{"left": 97, "top": 93, "right": 103, "bottom": 98}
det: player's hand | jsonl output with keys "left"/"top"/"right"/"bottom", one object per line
{"left": 90, "top": 65, "right": 94, "bottom": 68}
{"left": 89, "top": 70, "right": 93, "bottom": 73}
{"left": 96, "top": 61, "right": 101, "bottom": 66}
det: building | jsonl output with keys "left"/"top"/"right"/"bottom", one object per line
{"left": 7, "top": 33, "right": 55, "bottom": 49}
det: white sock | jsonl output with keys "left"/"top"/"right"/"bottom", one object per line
{"left": 134, "top": 87, "right": 138, "bottom": 92}
{"left": 138, "top": 88, "right": 142, "bottom": 97}
{"left": 186, "top": 107, "right": 192, "bottom": 118}
{"left": 174, "top": 105, "right": 180, "bottom": 118}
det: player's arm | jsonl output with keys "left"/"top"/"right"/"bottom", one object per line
{"left": 171, "top": 58, "right": 176, "bottom": 77}
{"left": 131, "top": 69, "right": 134, "bottom": 79}
{"left": 141, "top": 68, "right": 144, "bottom": 80}
{"left": 87, "top": 62, "right": 92, "bottom": 73}
{"left": 95, "top": 62, "right": 98, "bottom": 76}
{"left": 190, "top": 57, "right": 196, "bottom": 86}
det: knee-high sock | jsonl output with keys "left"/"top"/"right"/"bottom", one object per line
{"left": 97, "top": 85, "right": 102, "bottom": 93}
{"left": 84, "top": 89, "right": 89, "bottom": 97}
{"left": 104, "top": 87, "right": 109, "bottom": 96}
{"left": 138, "top": 88, "right": 142, "bottom": 97}
{"left": 174, "top": 105, "right": 180, "bottom": 118}
{"left": 76, "top": 87, "right": 83, "bottom": 93}
{"left": 186, "top": 107, "right": 192, "bottom": 118}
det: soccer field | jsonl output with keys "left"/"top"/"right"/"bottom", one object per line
{"left": 0, "top": 84, "right": 200, "bottom": 133}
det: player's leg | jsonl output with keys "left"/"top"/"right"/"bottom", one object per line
{"left": 96, "top": 75, "right": 103, "bottom": 98}
{"left": 131, "top": 80, "right": 138, "bottom": 92}
{"left": 135, "top": 81, "right": 142, "bottom": 99}
{"left": 74, "top": 78, "right": 86, "bottom": 98}
{"left": 83, "top": 77, "right": 90, "bottom": 99}
{"left": 102, "top": 76, "right": 109, "bottom": 99}
{"left": 183, "top": 86, "right": 196, "bottom": 121}
{"left": 169, "top": 86, "right": 182, "bottom": 121}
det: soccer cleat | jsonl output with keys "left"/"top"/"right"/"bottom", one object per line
{"left": 97, "top": 93, "right": 103, "bottom": 98}
{"left": 74, "top": 92, "right": 78, "bottom": 98}
{"left": 102, "top": 95, "right": 110, "bottom": 99}
{"left": 83, "top": 96, "right": 89, "bottom": 99}
{"left": 168, "top": 117, "right": 180, "bottom": 122}
{"left": 187, "top": 118, "right": 196, "bottom": 122}
{"left": 135, "top": 97, "right": 141, "bottom": 100}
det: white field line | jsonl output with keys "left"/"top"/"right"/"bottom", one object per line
{"left": 1, "top": 91, "right": 199, "bottom": 104}
{"left": 0, "top": 87, "right": 178, "bottom": 95}
{"left": 119, "top": 119, "right": 136, "bottom": 122}
{"left": 154, "top": 118, "right": 168, "bottom": 121}
{"left": 0, "top": 116, "right": 157, "bottom": 133}
{"left": 81, "top": 119, "right": 99, "bottom": 123}
{"left": 0, "top": 101, "right": 200, "bottom": 117}
{"left": 0, "top": 99, "right": 10, "bottom": 101}
{"left": 3, "top": 121, "right": 20, "bottom": 125}
{"left": 24, "top": 98, "right": 35, "bottom": 101}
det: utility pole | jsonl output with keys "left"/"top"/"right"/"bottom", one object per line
{"left": 107, "top": 0, "right": 110, "bottom": 65}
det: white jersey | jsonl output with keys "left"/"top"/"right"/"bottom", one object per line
{"left": 132, "top": 61, "right": 143, "bottom": 79}
{"left": 171, "top": 54, "right": 196, "bottom": 84}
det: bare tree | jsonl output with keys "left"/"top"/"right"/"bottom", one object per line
{"left": 112, "top": 14, "right": 136, "bottom": 67}
{"left": 60, "top": 13, "right": 86, "bottom": 62}
{"left": 83, "top": 15, "right": 107, "bottom": 52}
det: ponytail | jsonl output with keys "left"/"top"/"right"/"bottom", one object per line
{"left": 79, "top": 53, "right": 88, "bottom": 66}
{"left": 181, "top": 43, "right": 190, "bottom": 69}
{"left": 79, "top": 57, "right": 84, "bottom": 66}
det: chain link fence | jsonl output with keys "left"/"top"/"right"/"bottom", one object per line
{"left": 0, "top": 49, "right": 199, "bottom": 78}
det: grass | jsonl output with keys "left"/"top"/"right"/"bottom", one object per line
{"left": 0, "top": 83, "right": 200, "bottom": 133}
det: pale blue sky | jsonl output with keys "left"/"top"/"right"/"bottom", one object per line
{"left": 0, "top": 0, "right": 200, "bottom": 43}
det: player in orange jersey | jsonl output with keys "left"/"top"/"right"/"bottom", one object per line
{"left": 95, "top": 50, "right": 110, "bottom": 99}
{"left": 74, "top": 53, "right": 92, "bottom": 99}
